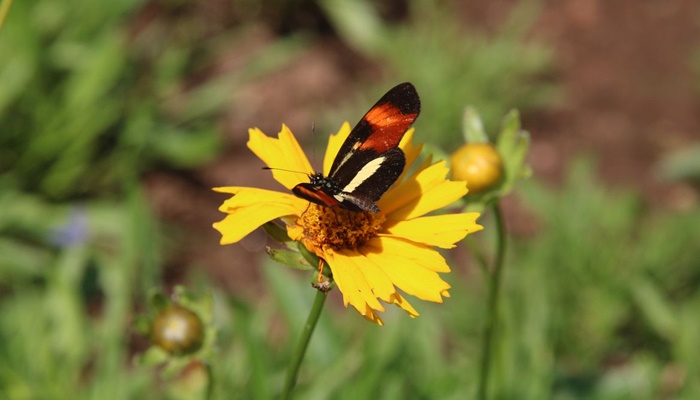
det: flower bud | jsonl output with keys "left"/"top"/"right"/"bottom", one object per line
{"left": 450, "top": 143, "right": 504, "bottom": 194}
{"left": 151, "top": 304, "right": 204, "bottom": 355}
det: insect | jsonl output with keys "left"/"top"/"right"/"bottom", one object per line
{"left": 292, "top": 82, "right": 420, "bottom": 213}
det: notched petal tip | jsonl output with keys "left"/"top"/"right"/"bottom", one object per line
{"left": 246, "top": 125, "right": 313, "bottom": 190}
{"left": 389, "top": 292, "right": 420, "bottom": 318}
{"left": 213, "top": 186, "right": 244, "bottom": 194}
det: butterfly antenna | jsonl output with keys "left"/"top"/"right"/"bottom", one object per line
{"left": 311, "top": 121, "right": 317, "bottom": 168}
{"left": 262, "top": 166, "right": 308, "bottom": 177}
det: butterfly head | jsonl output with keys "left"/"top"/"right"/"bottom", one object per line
{"left": 308, "top": 172, "right": 340, "bottom": 195}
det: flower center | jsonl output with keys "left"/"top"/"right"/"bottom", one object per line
{"left": 295, "top": 204, "right": 385, "bottom": 251}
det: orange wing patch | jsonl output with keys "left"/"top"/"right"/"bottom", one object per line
{"left": 294, "top": 185, "right": 341, "bottom": 207}
{"left": 364, "top": 103, "right": 401, "bottom": 126}
{"left": 360, "top": 103, "right": 418, "bottom": 153}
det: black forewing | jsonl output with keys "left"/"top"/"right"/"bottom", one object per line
{"left": 329, "top": 82, "right": 419, "bottom": 176}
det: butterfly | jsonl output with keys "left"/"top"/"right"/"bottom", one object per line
{"left": 292, "top": 82, "right": 420, "bottom": 213}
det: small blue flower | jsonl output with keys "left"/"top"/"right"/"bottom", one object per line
{"left": 49, "top": 206, "right": 88, "bottom": 247}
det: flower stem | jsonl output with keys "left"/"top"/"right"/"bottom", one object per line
{"left": 205, "top": 362, "right": 214, "bottom": 400}
{"left": 281, "top": 289, "right": 327, "bottom": 400}
{"left": 477, "top": 202, "right": 507, "bottom": 400}
{"left": 465, "top": 235, "right": 490, "bottom": 275}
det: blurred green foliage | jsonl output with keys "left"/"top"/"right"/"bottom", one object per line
{"left": 1, "top": 0, "right": 217, "bottom": 199}
{"left": 0, "top": 186, "right": 162, "bottom": 398}
{"left": 0, "top": 0, "right": 303, "bottom": 200}
{"left": 320, "top": 0, "right": 555, "bottom": 149}
{"left": 496, "top": 159, "right": 700, "bottom": 398}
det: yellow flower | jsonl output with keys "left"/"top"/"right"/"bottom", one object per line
{"left": 213, "top": 123, "right": 483, "bottom": 325}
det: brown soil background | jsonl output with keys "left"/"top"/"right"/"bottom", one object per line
{"left": 143, "top": 0, "right": 700, "bottom": 295}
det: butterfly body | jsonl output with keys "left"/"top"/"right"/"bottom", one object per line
{"left": 292, "top": 82, "right": 420, "bottom": 213}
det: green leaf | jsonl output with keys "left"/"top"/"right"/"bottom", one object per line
{"left": 500, "top": 109, "right": 522, "bottom": 143}
{"left": 266, "top": 247, "right": 314, "bottom": 271}
{"left": 630, "top": 278, "right": 678, "bottom": 341}
{"left": 161, "top": 357, "right": 194, "bottom": 379}
{"left": 262, "top": 221, "right": 292, "bottom": 245}
{"left": 496, "top": 109, "right": 531, "bottom": 195}
{"left": 462, "top": 107, "right": 489, "bottom": 144}
{"left": 137, "top": 346, "right": 169, "bottom": 367}
{"left": 318, "top": 0, "right": 384, "bottom": 56}
{"left": 297, "top": 241, "right": 321, "bottom": 268}
{"left": 148, "top": 289, "right": 170, "bottom": 312}
{"left": 133, "top": 315, "right": 152, "bottom": 336}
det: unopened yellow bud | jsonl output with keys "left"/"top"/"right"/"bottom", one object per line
{"left": 450, "top": 144, "right": 504, "bottom": 194}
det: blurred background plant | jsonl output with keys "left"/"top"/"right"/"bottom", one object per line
{"left": 0, "top": 0, "right": 304, "bottom": 200}
{"left": 319, "top": 0, "right": 555, "bottom": 148}
{"left": 1, "top": 0, "right": 699, "bottom": 398}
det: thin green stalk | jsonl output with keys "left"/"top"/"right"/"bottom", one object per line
{"left": 281, "top": 289, "right": 327, "bottom": 400}
{"left": 477, "top": 202, "right": 507, "bottom": 400}
{"left": 0, "top": 0, "right": 12, "bottom": 31}
{"left": 465, "top": 235, "right": 490, "bottom": 275}
{"left": 205, "top": 362, "right": 214, "bottom": 400}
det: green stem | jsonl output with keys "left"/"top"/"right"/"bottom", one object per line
{"left": 205, "top": 362, "right": 214, "bottom": 400}
{"left": 465, "top": 236, "right": 490, "bottom": 275}
{"left": 281, "top": 289, "right": 327, "bottom": 400}
{"left": 477, "top": 202, "right": 507, "bottom": 400}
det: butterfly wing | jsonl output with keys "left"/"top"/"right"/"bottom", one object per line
{"left": 329, "top": 82, "right": 420, "bottom": 178}
{"left": 294, "top": 149, "right": 406, "bottom": 213}
{"left": 333, "top": 148, "right": 406, "bottom": 212}
{"left": 292, "top": 183, "right": 342, "bottom": 208}
{"left": 291, "top": 82, "right": 420, "bottom": 213}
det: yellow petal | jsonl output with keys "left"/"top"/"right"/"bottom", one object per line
{"left": 323, "top": 122, "right": 351, "bottom": 176}
{"left": 213, "top": 204, "right": 291, "bottom": 244}
{"left": 247, "top": 125, "right": 313, "bottom": 190}
{"left": 213, "top": 188, "right": 305, "bottom": 244}
{"left": 388, "top": 292, "right": 419, "bottom": 318}
{"left": 213, "top": 186, "right": 244, "bottom": 194}
{"left": 361, "top": 237, "right": 451, "bottom": 302}
{"left": 384, "top": 213, "right": 483, "bottom": 249}
{"left": 379, "top": 161, "right": 467, "bottom": 220}
{"left": 215, "top": 187, "right": 305, "bottom": 213}
{"left": 335, "top": 247, "right": 421, "bottom": 319}
{"left": 324, "top": 248, "right": 386, "bottom": 314}
{"left": 369, "top": 235, "right": 451, "bottom": 273}
{"left": 349, "top": 251, "right": 397, "bottom": 302}
{"left": 394, "top": 128, "right": 423, "bottom": 185}
{"left": 361, "top": 307, "right": 384, "bottom": 325}
{"left": 286, "top": 223, "right": 304, "bottom": 243}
